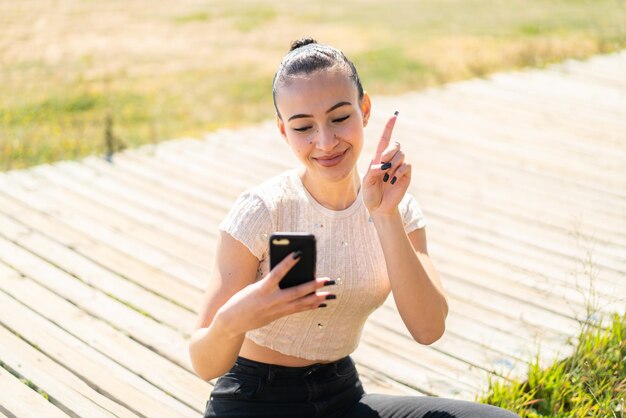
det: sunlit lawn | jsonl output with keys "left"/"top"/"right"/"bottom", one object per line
{"left": 480, "top": 313, "right": 625, "bottom": 417}
{"left": 1, "top": 0, "right": 625, "bottom": 170}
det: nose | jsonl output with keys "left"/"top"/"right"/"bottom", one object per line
{"left": 316, "top": 126, "right": 338, "bottom": 152}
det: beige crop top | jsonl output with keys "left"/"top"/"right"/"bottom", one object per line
{"left": 218, "top": 169, "right": 426, "bottom": 361}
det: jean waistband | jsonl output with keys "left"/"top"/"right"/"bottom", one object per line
{"left": 233, "top": 355, "right": 354, "bottom": 380}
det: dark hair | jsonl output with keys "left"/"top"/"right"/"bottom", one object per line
{"left": 272, "top": 38, "right": 364, "bottom": 118}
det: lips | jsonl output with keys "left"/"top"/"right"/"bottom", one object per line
{"left": 313, "top": 149, "right": 347, "bottom": 167}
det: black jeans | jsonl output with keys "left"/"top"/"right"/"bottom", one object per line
{"left": 204, "top": 356, "right": 519, "bottom": 418}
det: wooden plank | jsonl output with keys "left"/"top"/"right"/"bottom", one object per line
{"left": 352, "top": 343, "right": 466, "bottom": 399}
{"left": 383, "top": 98, "right": 626, "bottom": 199}
{"left": 28, "top": 162, "right": 220, "bottom": 234}
{"left": 0, "top": 291, "right": 197, "bottom": 417}
{"left": 384, "top": 288, "right": 568, "bottom": 360}
{"left": 83, "top": 155, "right": 239, "bottom": 219}
{"left": 442, "top": 296, "right": 570, "bottom": 353}
{"left": 0, "top": 261, "right": 211, "bottom": 413}
{"left": 0, "top": 173, "right": 209, "bottom": 289}
{"left": 426, "top": 272, "right": 580, "bottom": 336}
{"left": 394, "top": 117, "right": 626, "bottom": 219}
{"left": 428, "top": 215, "right": 625, "bottom": 300}
{"left": 355, "top": 364, "right": 423, "bottom": 396}
{"left": 378, "top": 299, "right": 564, "bottom": 367}
{"left": 7, "top": 165, "right": 216, "bottom": 251}
{"left": 414, "top": 177, "right": 626, "bottom": 269}
{"left": 548, "top": 63, "right": 626, "bottom": 91}
{"left": 406, "top": 85, "right": 623, "bottom": 160}
{"left": 391, "top": 93, "right": 626, "bottom": 183}
{"left": 0, "top": 191, "right": 203, "bottom": 309}
{"left": 0, "top": 324, "right": 134, "bottom": 418}
{"left": 418, "top": 188, "right": 626, "bottom": 277}
{"left": 133, "top": 139, "right": 259, "bottom": 193}
{"left": 0, "top": 236, "right": 190, "bottom": 370}
{"left": 0, "top": 366, "right": 71, "bottom": 418}
{"left": 361, "top": 322, "right": 486, "bottom": 397}
{"left": 448, "top": 78, "right": 626, "bottom": 140}
{"left": 417, "top": 86, "right": 626, "bottom": 150}
{"left": 429, "top": 218, "right": 625, "bottom": 299}
{"left": 103, "top": 143, "right": 255, "bottom": 201}
{"left": 370, "top": 307, "right": 533, "bottom": 380}
{"left": 486, "top": 71, "right": 626, "bottom": 120}
{"left": 13, "top": 169, "right": 213, "bottom": 275}
{"left": 0, "top": 210, "right": 196, "bottom": 335}
{"left": 81, "top": 151, "right": 235, "bottom": 214}
{"left": 436, "top": 250, "right": 617, "bottom": 321}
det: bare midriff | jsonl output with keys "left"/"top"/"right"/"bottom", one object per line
{"left": 239, "top": 337, "right": 333, "bottom": 367}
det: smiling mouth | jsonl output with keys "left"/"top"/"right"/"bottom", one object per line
{"left": 313, "top": 149, "right": 348, "bottom": 167}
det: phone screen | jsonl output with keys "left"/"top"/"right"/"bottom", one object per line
{"left": 269, "top": 233, "right": 316, "bottom": 289}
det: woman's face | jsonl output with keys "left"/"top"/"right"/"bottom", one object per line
{"left": 275, "top": 69, "right": 371, "bottom": 184}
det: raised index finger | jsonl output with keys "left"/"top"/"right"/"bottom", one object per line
{"left": 374, "top": 111, "right": 399, "bottom": 164}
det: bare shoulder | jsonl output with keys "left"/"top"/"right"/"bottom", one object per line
{"left": 193, "top": 231, "right": 260, "bottom": 330}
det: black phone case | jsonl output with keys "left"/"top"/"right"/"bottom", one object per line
{"left": 269, "top": 233, "right": 316, "bottom": 289}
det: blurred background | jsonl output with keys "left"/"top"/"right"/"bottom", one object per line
{"left": 1, "top": 0, "right": 625, "bottom": 171}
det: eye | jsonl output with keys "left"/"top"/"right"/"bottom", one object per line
{"left": 333, "top": 115, "right": 350, "bottom": 123}
{"left": 294, "top": 126, "right": 312, "bottom": 132}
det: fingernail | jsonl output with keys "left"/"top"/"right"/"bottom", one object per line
{"left": 292, "top": 250, "right": 302, "bottom": 260}
{"left": 383, "top": 173, "right": 390, "bottom": 182}
{"left": 318, "top": 304, "right": 327, "bottom": 308}
{"left": 325, "top": 294, "right": 337, "bottom": 300}
{"left": 391, "top": 176, "right": 397, "bottom": 185}
{"left": 394, "top": 111, "right": 399, "bottom": 116}
{"left": 323, "top": 280, "right": 336, "bottom": 287}
{"left": 381, "top": 162, "right": 392, "bottom": 170}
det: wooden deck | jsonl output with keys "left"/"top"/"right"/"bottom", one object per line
{"left": 1, "top": 51, "right": 625, "bottom": 417}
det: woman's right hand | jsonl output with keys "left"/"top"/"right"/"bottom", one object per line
{"left": 214, "top": 252, "right": 335, "bottom": 336}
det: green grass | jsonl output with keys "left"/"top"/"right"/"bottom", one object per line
{"left": 1, "top": 0, "right": 625, "bottom": 170}
{"left": 479, "top": 313, "right": 626, "bottom": 417}
{"left": 233, "top": 5, "right": 277, "bottom": 32}
{"left": 173, "top": 12, "right": 212, "bottom": 24}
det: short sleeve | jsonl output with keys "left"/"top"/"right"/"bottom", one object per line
{"left": 218, "top": 191, "right": 273, "bottom": 260}
{"left": 400, "top": 193, "right": 426, "bottom": 233}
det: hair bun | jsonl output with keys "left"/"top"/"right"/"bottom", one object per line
{"left": 289, "top": 37, "right": 317, "bottom": 52}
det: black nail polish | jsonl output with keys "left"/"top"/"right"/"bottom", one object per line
{"left": 323, "top": 280, "right": 336, "bottom": 287}
{"left": 325, "top": 294, "right": 337, "bottom": 300}
{"left": 381, "top": 162, "right": 392, "bottom": 170}
{"left": 391, "top": 176, "right": 397, "bottom": 185}
{"left": 394, "top": 110, "right": 399, "bottom": 116}
{"left": 292, "top": 250, "right": 302, "bottom": 260}
{"left": 318, "top": 304, "right": 327, "bottom": 308}
{"left": 383, "top": 173, "right": 390, "bottom": 182}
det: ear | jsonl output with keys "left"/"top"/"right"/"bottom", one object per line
{"left": 276, "top": 115, "right": 288, "bottom": 143}
{"left": 361, "top": 92, "right": 372, "bottom": 128}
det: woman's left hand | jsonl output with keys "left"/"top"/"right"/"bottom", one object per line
{"left": 362, "top": 112, "right": 411, "bottom": 216}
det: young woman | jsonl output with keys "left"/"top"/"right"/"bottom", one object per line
{"left": 189, "top": 38, "right": 518, "bottom": 418}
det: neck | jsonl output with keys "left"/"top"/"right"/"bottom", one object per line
{"left": 299, "top": 168, "right": 361, "bottom": 210}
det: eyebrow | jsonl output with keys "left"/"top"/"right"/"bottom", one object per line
{"left": 287, "top": 101, "right": 352, "bottom": 122}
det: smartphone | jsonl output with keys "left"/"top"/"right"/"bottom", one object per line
{"left": 269, "top": 232, "right": 316, "bottom": 289}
